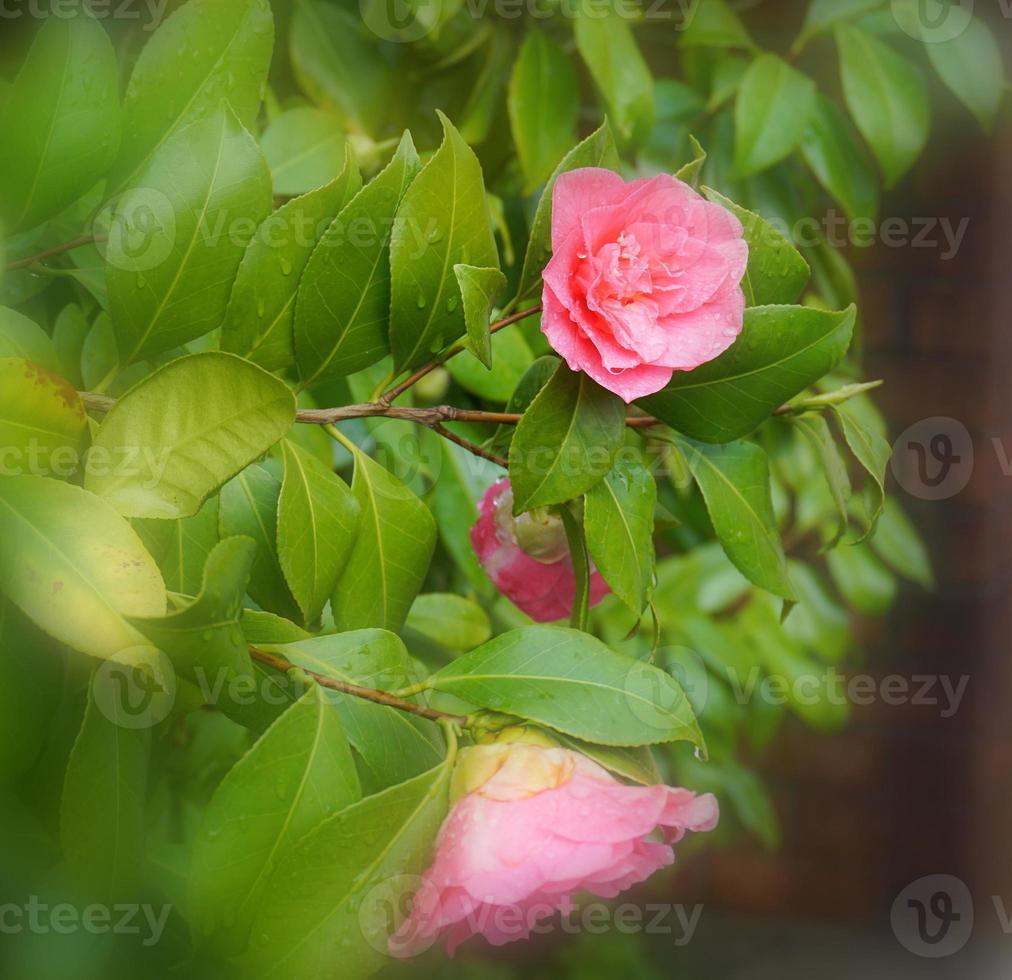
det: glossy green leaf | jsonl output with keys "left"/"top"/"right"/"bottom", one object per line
{"left": 129, "top": 535, "right": 255, "bottom": 684}
{"left": 431, "top": 626, "right": 703, "bottom": 747}
{"left": 262, "top": 107, "right": 349, "bottom": 196}
{"left": 832, "top": 400, "right": 891, "bottom": 536}
{"left": 389, "top": 113, "right": 498, "bottom": 370}
{"left": 640, "top": 305, "right": 856, "bottom": 443}
{"left": 221, "top": 149, "right": 362, "bottom": 374}
{"left": 407, "top": 593, "right": 492, "bottom": 651}
{"left": 296, "top": 133, "right": 419, "bottom": 387}
{"left": 85, "top": 352, "right": 296, "bottom": 519}
{"left": 454, "top": 264, "right": 507, "bottom": 369}
{"left": 869, "top": 498, "right": 933, "bottom": 588}
{"left": 703, "top": 187, "right": 810, "bottom": 305}
{"left": 574, "top": 0, "right": 654, "bottom": 142}
{"left": 800, "top": 94, "right": 879, "bottom": 222}
{"left": 0, "top": 358, "right": 88, "bottom": 479}
{"left": 220, "top": 462, "right": 302, "bottom": 623}
{"left": 112, "top": 0, "right": 274, "bottom": 191}
{"left": 508, "top": 28, "right": 579, "bottom": 193}
{"left": 245, "top": 762, "right": 450, "bottom": 980}
{"left": 734, "top": 54, "right": 815, "bottom": 177}
{"left": 836, "top": 25, "right": 930, "bottom": 187}
{"left": 791, "top": 412, "right": 851, "bottom": 543}
{"left": 446, "top": 326, "right": 534, "bottom": 402}
{"left": 489, "top": 354, "right": 559, "bottom": 454}
{"left": 557, "top": 735, "right": 661, "bottom": 786}
{"left": 584, "top": 456, "right": 656, "bottom": 613}
{"left": 60, "top": 673, "right": 149, "bottom": 900}
{"left": 515, "top": 122, "right": 620, "bottom": 303}
{"left": 0, "top": 475, "right": 166, "bottom": 658}
{"left": 135, "top": 495, "right": 220, "bottom": 595}
{"left": 189, "top": 684, "right": 361, "bottom": 955}
{"left": 0, "top": 307, "right": 59, "bottom": 370}
{"left": 510, "top": 363, "right": 626, "bottom": 512}
{"left": 331, "top": 449, "right": 436, "bottom": 633}
{"left": 680, "top": 0, "right": 754, "bottom": 49}
{"left": 677, "top": 437, "right": 797, "bottom": 601}
{"left": 274, "top": 631, "right": 444, "bottom": 792}
{"left": 0, "top": 12, "right": 120, "bottom": 233}
{"left": 674, "top": 134, "right": 707, "bottom": 186}
{"left": 277, "top": 440, "right": 360, "bottom": 626}
{"left": 108, "top": 108, "right": 273, "bottom": 365}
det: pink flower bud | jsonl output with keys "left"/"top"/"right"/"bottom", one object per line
{"left": 470, "top": 480, "right": 609, "bottom": 622}
{"left": 389, "top": 733, "right": 718, "bottom": 956}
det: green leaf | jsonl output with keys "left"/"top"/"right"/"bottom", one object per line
{"left": 869, "top": 498, "right": 933, "bottom": 588}
{"left": 61, "top": 672, "right": 150, "bottom": 900}
{"left": 489, "top": 354, "right": 559, "bottom": 454}
{"left": 406, "top": 593, "right": 492, "bottom": 650}
{"left": 515, "top": 122, "right": 620, "bottom": 303}
{"left": 676, "top": 437, "right": 797, "bottom": 601}
{"left": 733, "top": 54, "right": 815, "bottom": 177}
{"left": 53, "top": 303, "right": 89, "bottom": 387}
{"left": 221, "top": 149, "right": 362, "bottom": 374}
{"left": 135, "top": 495, "right": 220, "bottom": 596}
{"left": 826, "top": 540, "right": 896, "bottom": 614}
{"left": 0, "top": 306, "right": 59, "bottom": 370}
{"left": 331, "top": 449, "right": 436, "bottom": 633}
{"left": 836, "top": 25, "right": 930, "bottom": 187}
{"left": 796, "top": 0, "right": 884, "bottom": 47}
{"left": 674, "top": 134, "right": 707, "bottom": 186}
{"left": 702, "top": 186, "right": 810, "bottom": 305}
{"left": 112, "top": 0, "right": 274, "bottom": 191}
{"left": 556, "top": 735, "right": 661, "bottom": 786}
{"left": 128, "top": 536, "right": 255, "bottom": 684}
{"left": 0, "top": 358, "right": 88, "bottom": 479}
{"left": 85, "top": 352, "right": 296, "bottom": 519}
{"left": 220, "top": 463, "right": 302, "bottom": 623}
{"left": 790, "top": 413, "right": 851, "bottom": 543}
{"left": 0, "top": 12, "right": 120, "bottom": 233}
{"left": 296, "top": 133, "right": 420, "bottom": 387}
{"left": 924, "top": 8, "right": 1004, "bottom": 129}
{"left": 289, "top": 0, "right": 390, "bottom": 135}
{"left": 680, "top": 0, "right": 754, "bottom": 49}
{"left": 832, "top": 400, "right": 891, "bottom": 536}
{"left": 508, "top": 28, "right": 579, "bottom": 193}
{"left": 430, "top": 626, "right": 703, "bottom": 748}
{"left": 389, "top": 113, "right": 498, "bottom": 371}
{"left": 189, "top": 684, "right": 361, "bottom": 956}
{"left": 510, "top": 364, "right": 626, "bottom": 512}
{"left": 262, "top": 107, "right": 348, "bottom": 196}
{"left": 277, "top": 440, "right": 360, "bottom": 626}
{"left": 584, "top": 456, "right": 656, "bottom": 614}
{"left": 560, "top": 504, "right": 591, "bottom": 630}
{"left": 107, "top": 108, "right": 273, "bottom": 365}
{"left": 574, "top": 0, "right": 654, "bottom": 143}
{"left": 454, "top": 264, "right": 507, "bottom": 369}
{"left": 0, "top": 475, "right": 166, "bottom": 658}
{"left": 245, "top": 762, "right": 450, "bottom": 980}
{"left": 800, "top": 94, "right": 879, "bottom": 222}
{"left": 274, "top": 631, "right": 444, "bottom": 792}
{"left": 445, "top": 326, "right": 534, "bottom": 402}
{"left": 640, "top": 305, "right": 856, "bottom": 443}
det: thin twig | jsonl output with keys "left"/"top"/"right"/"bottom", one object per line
{"left": 249, "top": 647, "right": 466, "bottom": 725}
{"left": 431, "top": 423, "right": 508, "bottom": 467}
{"left": 381, "top": 305, "right": 544, "bottom": 404}
{"left": 4, "top": 234, "right": 98, "bottom": 271}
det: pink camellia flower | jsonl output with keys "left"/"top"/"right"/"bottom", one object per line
{"left": 390, "top": 731, "right": 719, "bottom": 956}
{"left": 542, "top": 168, "right": 749, "bottom": 403}
{"left": 470, "top": 479, "right": 609, "bottom": 622}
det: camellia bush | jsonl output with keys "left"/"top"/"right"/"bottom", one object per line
{"left": 0, "top": 0, "right": 999, "bottom": 977}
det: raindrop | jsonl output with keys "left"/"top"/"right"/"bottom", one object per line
{"left": 416, "top": 292, "right": 427, "bottom": 309}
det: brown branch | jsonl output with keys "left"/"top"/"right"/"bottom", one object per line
{"left": 5, "top": 234, "right": 98, "bottom": 271}
{"left": 79, "top": 391, "right": 661, "bottom": 430}
{"left": 431, "top": 423, "right": 508, "bottom": 467}
{"left": 249, "top": 646, "right": 463, "bottom": 724}
{"left": 381, "top": 305, "right": 544, "bottom": 404}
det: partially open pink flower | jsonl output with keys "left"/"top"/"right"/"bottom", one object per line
{"left": 390, "top": 734, "right": 719, "bottom": 956}
{"left": 470, "top": 479, "right": 609, "bottom": 622}
{"left": 542, "top": 168, "right": 749, "bottom": 403}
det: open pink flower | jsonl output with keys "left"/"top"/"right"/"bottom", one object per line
{"left": 470, "top": 479, "right": 609, "bottom": 622}
{"left": 542, "top": 168, "right": 749, "bottom": 403}
{"left": 390, "top": 735, "right": 719, "bottom": 956}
